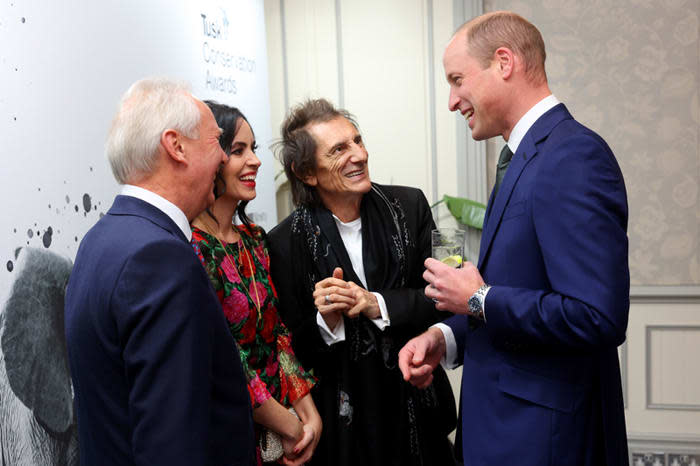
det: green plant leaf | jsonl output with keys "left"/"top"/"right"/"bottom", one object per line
{"left": 442, "top": 195, "right": 486, "bottom": 230}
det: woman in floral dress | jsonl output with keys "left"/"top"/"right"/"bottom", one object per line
{"left": 191, "top": 101, "right": 321, "bottom": 466}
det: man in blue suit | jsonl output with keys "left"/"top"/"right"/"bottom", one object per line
{"left": 65, "top": 78, "right": 254, "bottom": 465}
{"left": 399, "top": 12, "right": 629, "bottom": 466}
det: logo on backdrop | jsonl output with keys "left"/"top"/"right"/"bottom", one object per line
{"left": 200, "top": 6, "right": 256, "bottom": 95}
{"left": 201, "top": 7, "right": 229, "bottom": 40}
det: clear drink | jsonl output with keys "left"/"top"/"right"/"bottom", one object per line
{"left": 431, "top": 229, "right": 466, "bottom": 268}
{"left": 432, "top": 245, "right": 463, "bottom": 267}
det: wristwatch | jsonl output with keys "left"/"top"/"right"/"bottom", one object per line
{"left": 468, "top": 284, "right": 490, "bottom": 320}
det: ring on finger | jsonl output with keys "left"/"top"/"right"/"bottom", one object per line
{"left": 325, "top": 294, "right": 332, "bottom": 304}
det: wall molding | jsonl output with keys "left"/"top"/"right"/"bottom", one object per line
{"left": 646, "top": 325, "right": 700, "bottom": 411}
{"left": 621, "top": 341, "right": 628, "bottom": 409}
{"left": 628, "top": 432, "right": 700, "bottom": 466}
{"left": 631, "top": 285, "right": 700, "bottom": 303}
{"left": 334, "top": 0, "right": 345, "bottom": 107}
{"left": 628, "top": 432, "right": 700, "bottom": 454}
{"left": 452, "top": 0, "right": 486, "bottom": 258}
{"left": 426, "top": 0, "right": 439, "bottom": 205}
{"left": 279, "top": 0, "right": 289, "bottom": 114}
{"left": 453, "top": 0, "right": 487, "bottom": 205}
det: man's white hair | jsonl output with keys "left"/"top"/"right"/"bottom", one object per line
{"left": 105, "top": 78, "right": 201, "bottom": 184}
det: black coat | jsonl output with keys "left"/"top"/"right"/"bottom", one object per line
{"left": 269, "top": 184, "right": 456, "bottom": 466}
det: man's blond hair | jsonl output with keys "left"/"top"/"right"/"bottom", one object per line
{"left": 459, "top": 11, "right": 547, "bottom": 85}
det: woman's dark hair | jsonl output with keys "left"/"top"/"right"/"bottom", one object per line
{"left": 204, "top": 100, "right": 255, "bottom": 231}
{"left": 273, "top": 98, "right": 357, "bottom": 207}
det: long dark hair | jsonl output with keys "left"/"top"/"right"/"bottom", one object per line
{"left": 204, "top": 100, "right": 255, "bottom": 232}
{"left": 273, "top": 98, "right": 358, "bottom": 207}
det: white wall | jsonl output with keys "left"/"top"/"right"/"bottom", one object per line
{"left": 0, "top": 0, "right": 277, "bottom": 300}
{"left": 0, "top": 4, "right": 275, "bottom": 462}
{"left": 264, "top": 0, "right": 486, "bottom": 227}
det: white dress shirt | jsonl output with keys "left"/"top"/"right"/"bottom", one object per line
{"left": 120, "top": 185, "right": 192, "bottom": 242}
{"left": 436, "top": 94, "right": 561, "bottom": 368}
{"left": 316, "top": 215, "right": 391, "bottom": 346}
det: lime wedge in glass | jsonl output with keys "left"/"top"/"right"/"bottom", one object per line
{"left": 440, "top": 255, "right": 463, "bottom": 268}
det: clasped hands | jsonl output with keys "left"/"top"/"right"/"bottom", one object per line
{"left": 277, "top": 393, "right": 322, "bottom": 465}
{"left": 313, "top": 267, "right": 380, "bottom": 330}
{"left": 280, "top": 423, "right": 316, "bottom": 466}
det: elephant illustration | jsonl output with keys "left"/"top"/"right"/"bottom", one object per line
{"left": 0, "top": 247, "right": 78, "bottom": 465}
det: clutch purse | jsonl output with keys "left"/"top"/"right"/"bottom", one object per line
{"left": 259, "top": 407, "right": 299, "bottom": 463}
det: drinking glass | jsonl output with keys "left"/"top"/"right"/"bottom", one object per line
{"left": 431, "top": 228, "right": 466, "bottom": 268}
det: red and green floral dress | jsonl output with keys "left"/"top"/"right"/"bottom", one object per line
{"left": 191, "top": 224, "right": 316, "bottom": 414}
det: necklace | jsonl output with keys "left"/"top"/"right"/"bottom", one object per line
{"left": 197, "top": 220, "right": 262, "bottom": 320}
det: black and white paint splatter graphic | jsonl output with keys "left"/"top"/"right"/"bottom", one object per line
{"left": 4, "top": 183, "right": 105, "bottom": 279}
{"left": 0, "top": 1, "right": 275, "bottom": 464}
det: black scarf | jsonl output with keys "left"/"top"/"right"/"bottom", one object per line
{"left": 288, "top": 183, "right": 413, "bottom": 365}
{"left": 287, "top": 184, "right": 441, "bottom": 466}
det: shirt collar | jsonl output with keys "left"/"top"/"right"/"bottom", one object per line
{"left": 506, "top": 94, "right": 560, "bottom": 154}
{"left": 333, "top": 214, "right": 362, "bottom": 230}
{"left": 120, "top": 185, "right": 192, "bottom": 241}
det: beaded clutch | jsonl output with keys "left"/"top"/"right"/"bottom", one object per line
{"left": 259, "top": 407, "right": 299, "bottom": 462}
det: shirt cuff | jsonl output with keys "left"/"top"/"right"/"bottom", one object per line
{"left": 433, "top": 323, "right": 459, "bottom": 369}
{"left": 316, "top": 311, "right": 345, "bottom": 346}
{"left": 369, "top": 292, "right": 390, "bottom": 331}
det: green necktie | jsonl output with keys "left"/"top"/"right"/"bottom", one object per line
{"left": 493, "top": 144, "right": 513, "bottom": 198}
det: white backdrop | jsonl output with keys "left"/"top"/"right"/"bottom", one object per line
{"left": 0, "top": 0, "right": 277, "bottom": 297}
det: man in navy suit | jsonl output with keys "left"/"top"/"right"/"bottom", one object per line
{"left": 65, "top": 78, "right": 254, "bottom": 465}
{"left": 399, "top": 12, "right": 629, "bottom": 466}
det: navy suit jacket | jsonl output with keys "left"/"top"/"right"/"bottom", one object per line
{"left": 446, "top": 104, "right": 629, "bottom": 466}
{"left": 65, "top": 195, "right": 254, "bottom": 466}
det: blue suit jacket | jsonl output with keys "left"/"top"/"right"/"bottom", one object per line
{"left": 447, "top": 104, "right": 629, "bottom": 466}
{"left": 65, "top": 195, "right": 254, "bottom": 466}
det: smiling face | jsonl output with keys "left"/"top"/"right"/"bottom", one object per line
{"left": 443, "top": 33, "right": 508, "bottom": 141}
{"left": 218, "top": 119, "right": 261, "bottom": 203}
{"left": 304, "top": 116, "right": 372, "bottom": 212}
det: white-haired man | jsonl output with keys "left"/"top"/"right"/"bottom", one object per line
{"left": 65, "top": 78, "right": 254, "bottom": 466}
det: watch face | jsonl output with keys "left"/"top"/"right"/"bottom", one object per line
{"left": 469, "top": 295, "right": 481, "bottom": 314}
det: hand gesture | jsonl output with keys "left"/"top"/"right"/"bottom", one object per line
{"left": 281, "top": 424, "right": 315, "bottom": 466}
{"left": 398, "top": 327, "right": 446, "bottom": 389}
{"left": 312, "top": 268, "right": 353, "bottom": 329}
{"left": 343, "top": 281, "right": 381, "bottom": 320}
{"left": 313, "top": 268, "right": 381, "bottom": 323}
{"left": 281, "top": 394, "right": 322, "bottom": 465}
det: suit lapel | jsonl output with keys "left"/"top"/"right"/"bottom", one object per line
{"left": 109, "top": 195, "right": 190, "bottom": 244}
{"left": 478, "top": 104, "right": 573, "bottom": 267}
{"left": 478, "top": 142, "right": 535, "bottom": 266}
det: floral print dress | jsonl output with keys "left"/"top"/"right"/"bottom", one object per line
{"left": 191, "top": 224, "right": 316, "bottom": 419}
